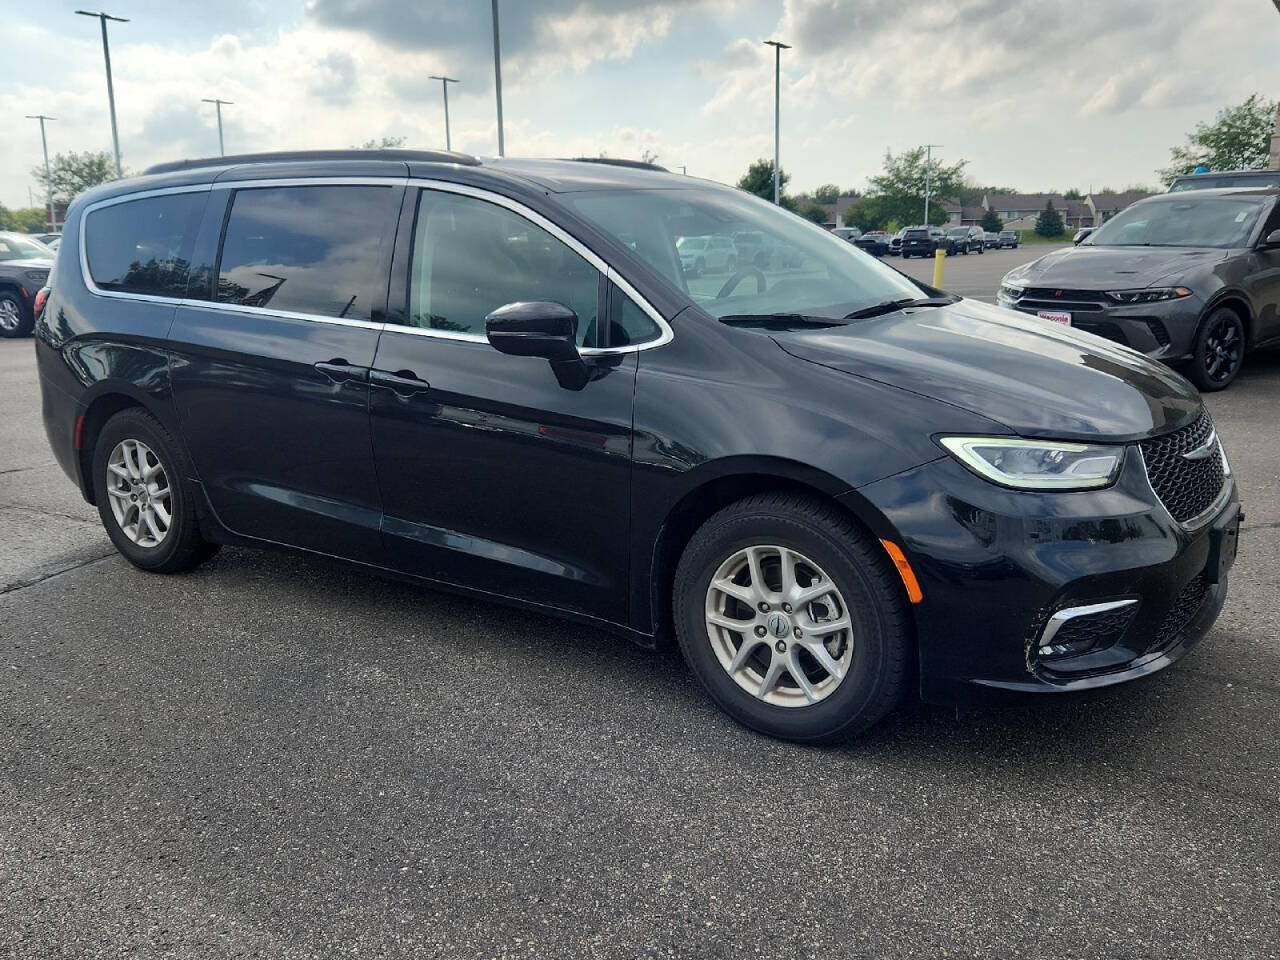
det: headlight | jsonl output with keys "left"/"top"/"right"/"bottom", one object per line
{"left": 1106, "top": 287, "right": 1192, "bottom": 303}
{"left": 939, "top": 436, "right": 1123, "bottom": 490}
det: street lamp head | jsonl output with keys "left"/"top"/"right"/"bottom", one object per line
{"left": 75, "top": 10, "right": 129, "bottom": 21}
{"left": 25, "top": 115, "right": 57, "bottom": 121}
{"left": 429, "top": 76, "right": 460, "bottom": 84}
{"left": 763, "top": 39, "right": 791, "bottom": 50}
{"left": 201, "top": 98, "right": 234, "bottom": 105}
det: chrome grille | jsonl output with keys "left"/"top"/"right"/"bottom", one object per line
{"left": 1139, "top": 413, "right": 1225, "bottom": 524}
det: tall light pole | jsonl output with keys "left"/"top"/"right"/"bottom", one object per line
{"left": 76, "top": 10, "right": 128, "bottom": 178}
{"left": 428, "top": 76, "right": 459, "bottom": 151}
{"left": 764, "top": 40, "right": 790, "bottom": 205}
{"left": 201, "top": 98, "right": 233, "bottom": 156}
{"left": 25, "top": 115, "right": 56, "bottom": 232}
{"left": 491, "top": 0, "right": 505, "bottom": 156}
{"left": 923, "top": 143, "right": 943, "bottom": 225}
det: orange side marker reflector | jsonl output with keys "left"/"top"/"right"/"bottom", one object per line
{"left": 879, "top": 539, "right": 923, "bottom": 604}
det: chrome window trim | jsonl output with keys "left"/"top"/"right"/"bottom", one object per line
{"left": 80, "top": 184, "right": 214, "bottom": 304}
{"left": 76, "top": 175, "right": 676, "bottom": 354}
{"left": 1038, "top": 598, "right": 1139, "bottom": 650}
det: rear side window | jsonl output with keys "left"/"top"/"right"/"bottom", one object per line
{"left": 84, "top": 192, "right": 206, "bottom": 297}
{"left": 216, "top": 185, "right": 398, "bottom": 321}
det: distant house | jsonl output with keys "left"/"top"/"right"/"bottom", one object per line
{"left": 1086, "top": 190, "right": 1154, "bottom": 224}
{"left": 942, "top": 201, "right": 987, "bottom": 225}
{"left": 829, "top": 195, "right": 859, "bottom": 229}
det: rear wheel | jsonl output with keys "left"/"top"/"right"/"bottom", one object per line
{"left": 673, "top": 493, "right": 910, "bottom": 743}
{"left": 1189, "top": 306, "right": 1245, "bottom": 391}
{"left": 0, "top": 290, "right": 32, "bottom": 339}
{"left": 91, "top": 408, "right": 220, "bottom": 573}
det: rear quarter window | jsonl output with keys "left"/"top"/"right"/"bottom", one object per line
{"left": 84, "top": 191, "right": 207, "bottom": 297}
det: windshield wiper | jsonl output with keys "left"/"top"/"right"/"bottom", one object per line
{"left": 843, "top": 295, "right": 959, "bottom": 320}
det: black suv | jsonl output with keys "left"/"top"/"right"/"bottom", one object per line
{"left": 36, "top": 150, "right": 1239, "bottom": 743}
{"left": 900, "top": 227, "right": 938, "bottom": 259}
{"left": 943, "top": 226, "right": 985, "bottom": 255}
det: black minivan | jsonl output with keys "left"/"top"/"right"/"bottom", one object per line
{"left": 36, "top": 150, "right": 1240, "bottom": 742}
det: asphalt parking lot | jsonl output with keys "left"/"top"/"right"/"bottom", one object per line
{"left": 2, "top": 273, "right": 1278, "bottom": 957}
{"left": 893, "top": 242, "right": 1053, "bottom": 301}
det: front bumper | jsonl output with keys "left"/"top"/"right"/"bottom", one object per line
{"left": 848, "top": 448, "right": 1238, "bottom": 705}
{"left": 997, "top": 288, "right": 1203, "bottom": 359}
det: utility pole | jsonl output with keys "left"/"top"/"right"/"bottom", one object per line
{"left": 491, "top": 0, "right": 505, "bottom": 156}
{"left": 76, "top": 10, "right": 128, "bottom": 177}
{"left": 1270, "top": 1, "right": 1280, "bottom": 168}
{"left": 923, "top": 143, "right": 943, "bottom": 225}
{"left": 764, "top": 40, "right": 790, "bottom": 204}
{"left": 201, "top": 98, "right": 233, "bottom": 156}
{"left": 428, "top": 76, "right": 460, "bottom": 151}
{"left": 25, "top": 115, "right": 57, "bottom": 232}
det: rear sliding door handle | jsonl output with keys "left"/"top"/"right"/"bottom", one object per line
{"left": 370, "top": 368, "right": 431, "bottom": 397}
{"left": 314, "top": 359, "right": 369, "bottom": 384}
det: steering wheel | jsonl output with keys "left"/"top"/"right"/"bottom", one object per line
{"left": 716, "top": 267, "right": 767, "bottom": 299}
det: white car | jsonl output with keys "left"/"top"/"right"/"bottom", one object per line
{"left": 677, "top": 235, "right": 738, "bottom": 276}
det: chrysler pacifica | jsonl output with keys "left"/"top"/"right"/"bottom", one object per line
{"left": 36, "top": 150, "right": 1240, "bottom": 742}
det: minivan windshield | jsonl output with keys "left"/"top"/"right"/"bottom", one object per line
{"left": 566, "top": 186, "right": 921, "bottom": 319}
{"left": 1086, "top": 196, "right": 1264, "bottom": 248}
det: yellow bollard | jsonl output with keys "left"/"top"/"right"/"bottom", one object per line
{"left": 932, "top": 247, "right": 946, "bottom": 288}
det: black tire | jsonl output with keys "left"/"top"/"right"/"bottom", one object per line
{"left": 1189, "top": 305, "right": 1246, "bottom": 391}
{"left": 91, "top": 408, "right": 220, "bottom": 573}
{"left": 673, "top": 493, "right": 911, "bottom": 743}
{"left": 0, "top": 289, "right": 33, "bottom": 339}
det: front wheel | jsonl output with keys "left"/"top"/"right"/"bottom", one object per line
{"left": 673, "top": 494, "right": 910, "bottom": 743}
{"left": 92, "top": 408, "right": 220, "bottom": 573}
{"left": 0, "top": 290, "right": 33, "bottom": 338}
{"left": 1189, "top": 306, "right": 1245, "bottom": 391}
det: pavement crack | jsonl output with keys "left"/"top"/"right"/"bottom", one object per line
{"left": 0, "top": 462, "right": 55, "bottom": 476}
{"left": 0, "top": 553, "right": 117, "bottom": 596}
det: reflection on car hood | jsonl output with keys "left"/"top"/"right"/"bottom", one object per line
{"left": 1011, "top": 245, "right": 1228, "bottom": 288}
{"left": 1, "top": 257, "right": 54, "bottom": 269}
{"left": 772, "top": 298, "right": 1201, "bottom": 442}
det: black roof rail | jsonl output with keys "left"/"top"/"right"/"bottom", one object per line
{"left": 143, "top": 148, "right": 481, "bottom": 176}
{"left": 565, "top": 157, "right": 668, "bottom": 172}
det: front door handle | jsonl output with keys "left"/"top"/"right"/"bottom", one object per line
{"left": 370, "top": 368, "right": 431, "bottom": 398}
{"left": 314, "top": 359, "right": 368, "bottom": 384}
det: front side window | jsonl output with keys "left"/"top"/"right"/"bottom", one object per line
{"left": 84, "top": 192, "right": 205, "bottom": 296}
{"left": 407, "top": 189, "right": 602, "bottom": 347}
{"left": 216, "top": 185, "right": 398, "bottom": 320}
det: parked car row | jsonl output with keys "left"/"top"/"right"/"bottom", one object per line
{"left": 677, "top": 230, "right": 800, "bottom": 276}
{"left": 839, "top": 224, "right": 1019, "bottom": 258}
{"left": 999, "top": 187, "right": 1280, "bottom": 390}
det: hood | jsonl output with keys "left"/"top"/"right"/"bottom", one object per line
{"left": 772, "top": 299, "right": 1201, "bottom": 442}
{"left": 1, "top": 257, "right": 54, "bottom": 270}
{"left": 1008, "top": 244, "right": 1228, "bottom": 289}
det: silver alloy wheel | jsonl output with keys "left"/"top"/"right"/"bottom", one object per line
{"left": 704, "top": 544, "right": 854, "bottom": 707}
{"left": 105, "top": 438, "right": 172, "bottom": 548}
{"left": 0, "top": 297, "right": 20, "bottom": 332}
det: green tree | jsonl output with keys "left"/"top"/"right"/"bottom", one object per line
{"left": 1063, "top": 188, "right": 1083, "bottom": 200}
{"left": 1035, "top": 201, "right": 1064, "bottom": 237}
{"left": 32, "top": 151, "right": 116, "bottom": 205}
{"left": 813, "top": 183, "right": 841, "bottom": 205}
{"left": 0, "top": 205, "right": 51, "bottom": 232}
{"left": 866, "top": 147, "right": 968, "bottom": 227}
{"left": 1158, "top": 94, "right": 1277, "bottom": 184}
{"left": 356, "top": 136, "right": 407, "bottom": 149}
{"left": 980, "top": 208, "right": 1004, "bottom": 233}
{"left": 800, "top": 203, "right": 829, "bottom": 225}
{"left": 737, "top": 158, "right": 791, "bottom": 204}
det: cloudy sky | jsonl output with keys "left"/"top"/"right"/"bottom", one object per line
{"left": 3, "top": 0, "right": 1278, "bottom": 209}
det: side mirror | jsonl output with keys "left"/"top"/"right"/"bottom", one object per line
{"left": 485, "top": 301, "right": 580, "bottom": 361}
{"left": 485, "top": 300, "right": 588, "bottom": 390}
{"left": 1263, "top": 229, "right": 1280, "bottom": 248}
